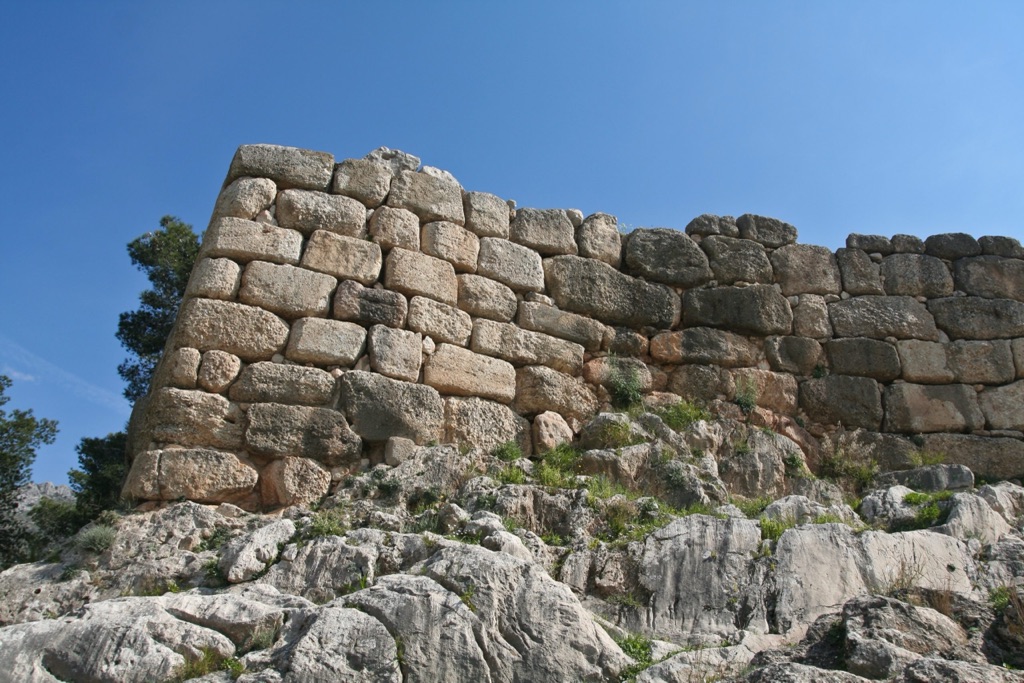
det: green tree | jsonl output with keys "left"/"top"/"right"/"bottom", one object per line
{"left": 69, "top": 432, "right": 128, "bottom": 520}
{"left": 0, "top": 375, "right": 58, "bottom": 568}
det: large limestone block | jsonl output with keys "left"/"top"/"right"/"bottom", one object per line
{"left": 228, "top": 362, "right": 336, "bottom": 405}
{"left": 513, "top": 365, "right": 598, "bottom": 420}
{"left": 226, "top": 143, "right": 334, "bottom": 191}
{"left": 847, "top": 233, "right": 894, "bottom": 254}
{"left": 685, "top": 213, "right": 740, "bottom": 238}
{"left": 732, "top": 368, "right": 798, "bottom": 414}
{"left": 333, "top": 279, "right": 408, "bottom": 328}
{"left": 331, "top": 157, "right": 393, "bottom": 208}
{"left": 408, "top": 296, "right": 472, "bottom": 346}
{"left": 896, "top": 340, "right": 955, "bottom": 383}
{"left": 166, "top": 347, "right": 200, "bottom": 389}
{"left": 301, "top": 230, "right": 382, "bottom": 285}
{"left": 384, "top": 248, "right": 458, "bottom": 305}
{"left": 471, "top": 319, "right": 585, "bottom": 374}
{"left": 244, "top": 402, "right": 361, "bottom": 465}
{"left": 668, "top": 364, "right": 735, "bottom": 402}
{"left": 443, "top": 396, "right": 531, "bottom": 455}
{"left": 825, "top": 338, "right": 901, "bottom": 381}
{"left": 892, "top": 234, "right": 926, "bottom": 253}
{"left": 954, "top": 255, "right": 1024, "bottom": 301}
{"left": 456, "top": 274, "right": 517, "bottom": 322}
{"left": 682, "top": 284, "right": 792, "bottom": 336}
{"left": 799, "top": 376, "right": 882, "bottom": 429}
{"left": 365, "top": 145, "right": 421, "bottom": 173}
{"left": 575, "top": 212, "right": 622, "bottom": 267}
{"left": 185, "top": 258, "right": 241, "bottom": 301}
{"left": 260, "top": 457, "right": 331, "bottom": 507}
{"left": 766, "top": 336, "right": 824, "bottom": 375}
{"left": 517, "top": 301, "right": 606, "bottom": 351}
{"left": 771, "top": 244, "right": 841, "bottom": 296}
{"left": 829, "top": 296, "right": 938, "bottom": 340}
{"left": 285, "top": 317, "right": 367, "bottom": 366}
{"left": 211, "top": 176, "right": 277, "bottom": 221}
{"left": 423, "top": 343, "right": 516, "bottom": 403}
{"left": 275, "top": 189, "right": 366, "bottom": 237}
{"left": 368, "top": 325, "right": 423, "bottom": 382}
{"left": 929, "top": 296, "right": 1024, "bottom": 340}
{"left": 917, "top": 433, "right": 1024, "bottom": 480}
{"left": 339, "top": 371, "right": 444, "bottom": 443}
{"left": 736, "top": 214, "right": 797, "bottom": 248}
{"left": 477, "top": 237, "right": 545, "bottom": 292}
{"left": 136, "top": 386, "right": 246, "bottom": 460}
{"left": 123, "top": 448, "right": 258, "bottom": 502}
{"left": 463, "top": 191, "right": 510, "bottom": 238}
{"left": 880, "top": 253, "right": 953, "bottom": 298}
{"left": 387, "top": 169, "right": 464, "bottom": 224}
{"left": 792, "top": 294, "right": 832, "bottom": 339}
{"left": 624, "top": 228, "right": 712, "bottom": 287}
{"left": 199, "top": 217, "right": 302, "bottom": 265}
{"left": 980, "top": 235, "right": 1024, "bottom": 258}
{"left": 924, "top": 232, "right": 981, "bottom": 260}
{"left": 368, "top": 205, "right": 419, "bottom": 251}
{"left": 582, "top": 356, "right": 653, "bottom": 393}
{"left": 421, "top": 221, "right": 479, "bottom": 273}
{"left": 650, "top": 327, "right": 759, "bottom": 367}
{"left": 175, "top": 298, "right": 290, "bottom": 361}
{"left": 197, "top": 350, "right": 242, "bottom": 393}
{"left": 701, "top": 235, "right": 773, "bottom": 285}
{"left": 533, "top": 411, "right": 574, "bottom": 453}
{"left": 238, "top": 261, "right": 336, "bottom": 319}
{"left": 883, "top": 383, "right": 985, "bottom": 433}
{"left": 979, "top": 380, "right": 1024, "bottom": 430}
{"left": 509, "top": 207, "right": 578, "bottom": 256}
{"left": 946, "top": 339, "right": 1015, "bottom": 384}
{"left": 836, "top": 247, "right": 884, "bottom": 295}
{"left": 545, "top": 255, "right": 680, "bottom": 328}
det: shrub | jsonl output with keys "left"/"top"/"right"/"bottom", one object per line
{"left": 599, "top": 420, "right": 645, "bottom": 449}
{"left": 820, "top": 448, "right": 877, "bottom": 493}
{"left": 760, "top": 516, "right": 795, "bottom": 543}
{"left": 608, "top": 358, "right": 644, "bottom": 410}
{"left": 615, "top": 632, "right": 654, "bottom": 680}
{"left": 536, "top": 443, "right": 581, "bottom": 489}
{"left": 307, "top": 508, "right": 347, "bottom": 537}
{"left": 75, "top": 524, "right": 116, "bottom": 554}
{"left": 657, "top": 400, "right": 711, "bottom": 432}
{"left": 734, "top": 496, "right": 772, "bottom": 518}
{"left": 733, "top": 378, "right": 758, "bottom": 415}
{"left": 492, "top": 441, "right": 522, "bottom": 462}
{"left": 497, "top": 465, "right": 526, "bottom": 485}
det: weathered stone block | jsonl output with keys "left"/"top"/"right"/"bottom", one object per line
{"left": 896, "top": 340, "right": 954, "bottom": 384}
{"left": 953, "top": 256, "right": 1024, "bottom": 302}
{"left": 667, "top": 365, "right": 735, "bottom": 402}
{"left": 477, "top": 238, "right": 545, "bottom": 293}
{"left": 143, "top": 387, "right": 243, "bottom": 450}
{"left": 917, "top": 433, "right": 1024, "bottom": 481}
{"left": 443, "top": 397, "right": 531, "bottom": 455}
{"left": 825, "top": 338, "right": 901, "bottom": 381}
{"left": 924, "top": 232, "right": 981, "bottom": 260}
{"left": 200, "top": 218, "right": 302, "bottom": 265}
{"left": 828, "top": 296, "right": 938, "bottom": 340}
{"left": 516, "top": 302, "right": 605, "bottom": 351}
{"left": 333, "top": 280, "right": 408, "bottom": 328}
{"left": 471, "top": 319, "right": 585, "bottom": 375}
{"left": 421, "top": 221, "right": 479, "bottom": 273}
{"left": 946, "top": 340, "right": 1015, "bottom": 384}
{"left": 879, "top": 254, "right": 953, "bottom": 298}
{"left": 339, "top": 371, "right": 444, "bottom": 444}
{"left": 845, "top": 234, "right": 893, "bottom": 255}
{"left": 1014, "top": 338, "right": 1024, "bottom": 378}
{"left": 368, "top": 325, "right": 422, "bottom": 382}
{"left": 276, "top": 189, "right": 366, "bottom": 237}
{"left": 533, "top": 411, "right": 574, "bottom": 453}
{"left": 766, "top": 336, "right": 823, "bottom": 375}
{"left": 368, "top": 206, "right": 419, "bottom": 252}
{"left": 125, "top": 448, "right": 258, "bottom": 503}
{"left": 685, "top": 213, "right": 740, "bottom": 238}
{"left": 682, "top": 285, "right": 792, "bottom": 336}
{"left": 545, "top": 255, "right": 679, "bottom": 329}
{"left": 261, "top": 457, "right": 332, "bottom": 508}
{"left": 883, "top": 383, "right": 985, "bottom": 433}
{"left": 732, "top": 368, "right": 798, "bottom": 414}
{"left": 331, "top": 158, "right": 393, "bottom": 208}
{"left": 736, "top": 214, "right": 797, "bottom": 248}
{"left": 836, "top": 248, "right": 884, "bottom": 295}
{"left": 229, "top": 362, "right": 336, "bottom": 405}
{"left": 513, "top": 365, "right": 598, "bottom": 420}
{"left": 211, "top": 177, "right": 277, "bottom": 221}
{"left": 463, "top": 191, "right": 510, "bottom": 239}
{"left": 650, "top": 327, "right": 759, "bottom": 367}
{"left": 198, "top": 350, "right": 242, "bottom": 393}
{"left": 509, "top": 208, "right": 577, "bottom": 256}
{"left": 582, "top": 357, "right": 653, "bottom": 395}
{"left": 175, "top": 298, "right": 289, "bottom": 361}
{"left": 575, "top": 213, "right": 621, "bottom": 267}
{"left": 979, "top": 236, "right": 1024, "bottom": 258}
{"left": 624, "top": 228, "right": 711, "bottom": 287}
{"left": 167, "top": 348, "right": 200, "bottom": 389}
{"left": 245, "top": 403, "right": 361, "bottom": 466}
{"left": 979, "top": 380, "right": 1024, "bottom": 431}
{"left": 408, "top": 297, "right": 472, "bottom": 346}
{"left": 799, "top": 376, "right": 882, "bottom": 430}
{"left": 285, "top": 318, "right": 366, "bottom": 366}
{"left": 186, "top": 258, "right": 242, "bottom": 301}
{"left": 770, "top": 244, "right": 841, "bottom": 296}
{"left": 385, "top": 436, "right": 417, "bottom": 466}
{"left": 387, "top": 170, "right": 464, "bottom": 224}
{"left": 226, "top": 144, "right": 334, "bottom": 191}
{"left": 792, "top": 294, "right": 832, "bottom": 339}
{"left": 239, "top": 261, "right": 336, "bottom": 319}
{"left": 384, "top": 248, "right": 457, "bottom": 305}
{"left": 301, "top": 230, "right": 382, "bottom": 285}
{"left": 456, "top": 274, "right": 517, "bottom": 322}
{"left": 892, "top": 234, "right": 925, "bottom": 253}
{"left": 701, "top": 235, "right": 772, "bottom": 285}
{"left": 928, "top": 296, "right": 1024, "bottom": 340}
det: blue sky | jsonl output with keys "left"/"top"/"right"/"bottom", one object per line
{"left": 1, "top": 1, "right": 1022, "bottom": 485}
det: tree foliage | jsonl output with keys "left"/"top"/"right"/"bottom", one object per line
{"left": 69, "top": 431, "right": 128, "bottom": 520}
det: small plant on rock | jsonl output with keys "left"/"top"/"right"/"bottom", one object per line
{"left": 75, "top": 524, "right": 117, "bottom": 554}
{"left": 608, "top": 358, "right": 644, "bottom": 410}
{"left": 656, "top": 400, "right": 711, "bottom": 432}
{"left": 492, "top": 441, "right": 522, "bottom": 462}
{"left": 733, "top": 378, "right": 758, "bottom": 415}
{"left": 307, "top": 507, "right": 347, "bottom": 537}
{"left": 615, "top": 632, "right": 654, "bottom": 680}
{"left": 497, "top": 465, "right": 526, "bottom": 485}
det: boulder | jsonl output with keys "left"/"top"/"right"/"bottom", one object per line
{"left": 260, "top": 457, "right": 331, "bottom": 508}
{"left": 211, "top": 176, "right": 277, "bottom": 221}
{"left": 471, "top": 319, "right": 584, "bottom": 374}
{"left": 443, "top": 397, "right": 532, "bottom": 455}
{"left": 836, "top": 247, "right": 885, "bottom": 295}
{"left": 476, "top": 237, "right": 545, "bottom": 292}
{"left": 892, "top": 234, "right": 925, "bottom": 253}
{"left": 702, "top": 235, "right": 773, "bottom": 284}
{"left": 880, "top": 254, "right": 953, "bottom": 298}
{"left": 244, "top": 403, "right": 361, "bottom": 465}
{"left": 770, "top": 244, "right": 842, "bottom": 296}
{"left": 766, "top": 336, "right": 824, "bottom": 375}
{"left": 883, "top": 383, "right": 985, "bottom": 433}
{"left": 331, "top": 157, "right": 394, "bottom": 207}
{"left": 365, "top": 146, "right": 420, "bottom": 173}
{"left": 953, "top": 255, "right": 1024, "bottom": 302}
{"left": 929, "top": 296, "right": 1024, "bottom": 340}
{"left": 825, "top": 338, "right": 901, "bottom": 381}
{"left": 386, "top": 169, "right": 464, "bottom": 225}
{"left": 285, "top": 318, "right": 367, "bottom": 366}
{"left": 846, "top": 233, "right": 893, "bottom": 255}
{"left": 220, "top": 519, "right": 297, "bottom": 582}
{"left": 238, "top": 261, "right": 337, "bottom": 319}
{"left": 275, "top": 189, "right": 366, "bottom": 237}
{"left": 736, "top": 214, "right": 798, "bottom": 248}
{"left": 424, "top": 344, "right": 516, "bottom": 404}
{"left": 199, "top": 217, "right": 302, "bottom": 265}
{"left": 828, "top": 296, "right": 938, "bottom": 340}
{"left": 874, "top": 464, "right": 974, "bottom": 492}
{"left": 369, "top": 205, "right": 420, "bottom": 251}
{"left": 576, "top": 212, "right": 622, "bottom": 267}
{"left": 226, "top": 143, "right": 334, "bottom": 191}
{"left": 301, "top": 230, "right": 382, "bottom": 285}
{"left": 456, "top": 273, "right": 517, "bottom": 322}
{"left": 923, "top": 232, "right": 981, "bottom": 260}
{"left": 185, "top": 257, "right": 241, "bottom": 301}
{"left": 408, "top": 296, "right": 473, "bottom": 346}
{"left": 513, "top": 365, "right": 599, "bottom": 420}
{"left": 339, "top": 371, "right": 444, "bottom": 444}
{"left": 685, "top": 213, "right": 740, "bottom": 238}
{"left": 509, "top": 207, "right": 578, "bottom": 256}
{"left": 384, "top": 248, "right": 458, "bottom": 305}
{"left": 799, "top": 376, "right": 882, "bottom": 430}
{"left": 516, "top": 301, "right": 606, "bottom": 351}
{"left": 979, "top": 235, "right": 1024, "bottom": 258}
{"left": 682, "top": 285, "right": 792, "bottom": 336}
{"left": 229, "top": 362, "right": 336, "bottom": 405}
{"left": 197, "top": 350, "right": 242, "bottom": 393}
{"left": 583, "top": 356, "right": 654, "bottom": 393}
{"left": 624, "top": 228, "right": 712, "bottom": 287}
{"left": 463, "top": 191, "right": 510, "bottom": 239}
{"left": 421, "top": 221, "right": 480, "bottom": 273}
{"left": 333, "top": 279, "right": 408, "bottom": 328}
{"left": 532, "top": 411, "right": 574, "bottom": 453}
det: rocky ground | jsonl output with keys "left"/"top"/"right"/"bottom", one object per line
{"left": 1, "top": 404, "right": 1022, "bottom": 682}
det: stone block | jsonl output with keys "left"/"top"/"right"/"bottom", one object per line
{"left": 792, "top": 294, "right": 832, "bottom": 339}
{"left": 883, "top": 383, "right": 984, "bottom": 433}
{"left": 924, "top": 232, "right": 981, "bottom": 260}
{"left": 384, "top": 248, "right": 457, "bottom": 305}
{"left": 575, "top": 212, "right": 622, "bottom": 267}
{"left": 245, "top": 403, "right": 361, "bottom": 466}
{"left": 736, "top": 214, "right": 797, "bottom": 248}
{"left": 624, "top": 228, "right": 711, "bottom": 287}
{"left": 928, "top": 296, "right": 1024, "bottom": 340}
{"left": 477, "top": 238, "right": 545, "bottom": 293}
{"left": 421, "top": 221, "right": 479, "bottom": 273}
{"left": 682, "top": 285, "right": 792, "bottom": 336}
{"left": 198, "top": 350, "right": 242, "bottom": 393}
{"left": 301, "top": 230, "right": 382, "bottom": 285}
{"left": 979, "top": 236, "right": 1024, "bottom": 258}
{"left": 845, "top": 234, "right": 893, "bottom": 255}
{"left": 463, "top": 191, "right": 510, "bottom": 238}
{"left": 509, "top": 207, "right": 577, "bottom": 256}
{"left": 513, "top": 365, "right": 598, "bottom": 421}
{"left": 1014, "top": 338, "right": 1024, "bottom": 378}
{"left": 471, "top": 319, "right": 585, "bottom": 374}
{"left": 333, "top": 280, "right": 408, "bottom": 328}
{"left": 825, "top": 338, "right": 901, "bottom": 381}
{"left": 732, "top": 368, "right": 798, "bottom": 414}
{"left": 770, "top": 244, "right": 841, "bottom": 296}
{"left": 799, "top": 376, "right": 882, "bottom": 430}
{"left": 186, "top": 258, "right": 242, "bottom": 301}
{"left": 387, "top": 170, "right": 464, "bottom": 224}
{"left": 582, "top": 357, "right": 653, "bottom": 393}
{"left": 261, "top": 457, "right": 332, "bottom": 508}
{"left": 545, "top": 255, "right": 679, "bottom": 329}
{"left": 285, "top": 318, "right": 367, "bottom": 366}
{"left": 167, "top": 348, "right": 200, "bottom": 389}
{"left": 408, "top": 296, "right": 472, "bottom": 346}
{"left": 701, "top": 235, "right": 773, "bottom": 285}
{"left": 339, "top": 371, "right": 444, "bottom": 444}
{"left": 953, "top": 256, "right": 1024, "bottom": 302}
{"left": 385, "top": 437, "right": 417, "bottom": 466}
{"left": 368, "top": 325, "right": 422, "bottom": 382}
{"left": 891, "top": 234, "right": 925, "bottom": 253}
{"left": 443, "top": 396, "right": 531, "bottom": 455}
{"left": 684, "top": 213, "right": 740, "bottom": 238}
{"left": 365, "top": 146, "right": 420, "bottom": 173}
{"left": 516, "top": 301, "right": 605, "bottom": 351}
{"left": 828, "top": 296, "right": 938, "bottom": 340}
{"left": 125, "top": 448, "right": 258, "bottom": 503}
{"left": 874, "top": 464, "right": 974, "bottom": 492}
{"left": 456, "top": 274, "right": 517, "bottom": 322}
{"left": 142, "top": 387, "right": 243, "bottom": 450}
{"left": 211, "top": 177, "right": 277, "bottom": 221}
{"left": 199, "top": 217, "right": 302, "bottom": 265}
{"left": 836, "top": 248, "right": 884, "bottom": 295}
{"left": 331, "top": 158, "right": 393, "bottom": 208}
{"left": 766, "top": 336, "right": 824, "bottom": 375}
{"left": 239, "top": 261, "right": 336, "bottom": 319}
{"left": 946, "top": 340, "right": 1015, "bottom": 384}
{"left": 423, "top": 343, "right": 516, "bottom": 403}
{"left": 226, "top": 144, "right": 334, "bottom": 191}
{"left": 229, "top": 362, "right": 336, "bottom": 405}
{"left": 607, "top": 327, "right": 649, "bottom": 356}
{"left": 979, "top": 380, "right": 1024, "bottom": 430}
{"left": 275, "top": 189, "right": 366, "bottom": 237}
{"left": 896, "top": 340, "right": 954, "bottom": 384}
{"left": 917, "top": 433, "right": 1024, "bottom": 481}
{"left": 532, "top": 411, "right": 574, "bottom": 453}
{"left": 879, "top": 254, "right": 953, "bottom": 298}
{"left": 650, "top": 327, "right": 759, "bottom": 367}
{"left": 368, "top": 206, "right": 419, "bottom": 251}
{"left": 175, "top": 298, "right": 289, "bottom": 361}
{"left": 667, "top": 364, "right": 735, "bottom": 402}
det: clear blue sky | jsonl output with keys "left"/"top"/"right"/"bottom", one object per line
{"left": 2, "top": 1, "right": 1022, "bottom": 485}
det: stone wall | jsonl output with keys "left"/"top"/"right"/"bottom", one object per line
{"left": 122, "top": 144, "right": 1024, "bottom": 509}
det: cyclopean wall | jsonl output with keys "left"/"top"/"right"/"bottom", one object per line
{"left": 122, "top": 144, "right": 1024, "bottom": 510}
